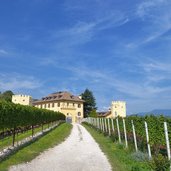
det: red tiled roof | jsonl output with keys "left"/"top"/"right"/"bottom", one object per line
{"left": 98, "top": 111, "right": 111, "bottom": 117}
{"left": 33, "top": 91, "right": 84, "bottom": 104}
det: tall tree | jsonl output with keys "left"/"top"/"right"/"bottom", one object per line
{"left": 0, "top": 90, "right": 14, "bottom": 102}
{"left": 81, "top": 89, "right": 97, "bottom": 117}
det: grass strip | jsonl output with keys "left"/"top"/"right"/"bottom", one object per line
{"left": 83, "top": 123, "right": 150, "bottom": 171}
{"left": 0, "top": 123, "right": 72, "bottom": 171}
{"left": 0, "top": 123, "right": 50, "bottom": 150}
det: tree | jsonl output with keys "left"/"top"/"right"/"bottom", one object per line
{"left": 81, "top": 89, "right": 97, "bottom": 117}
{"left": 0, "top": 90, "right": 14, "bottom": 102}
{"left": 89, "top": 109, "right": 98, "bottom": 118}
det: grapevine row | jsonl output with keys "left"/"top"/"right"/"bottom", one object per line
{"left": 0, "top": 101, "right": 65, "bottom": 146}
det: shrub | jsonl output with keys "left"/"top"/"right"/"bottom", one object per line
{"left": 131, "top": 151, "right": 149, "bottom": 162}
{"left": 148, "top": 154, "right": 170, "bottom": 171}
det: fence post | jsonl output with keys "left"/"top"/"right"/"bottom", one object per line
{"left": 164, "top": 122, "right": 171, "bottom": 163}
{"left": 132, "top": 120, "right": 138, "bottom": 152}
{"left": 111, "top": 118, "right": 115, "bottom": 133}
{"left": 145, "top": 121, "right": 152, "bottom": 159}
{"left": 102, "top": 118, "right": 104, "bottom": 132}
{"left": 105, "top": 118, "right": 107, "bottom": 133}
{"left": 123, "top": 118, "right": 128, "bottom": 148}
{"left": 97, "top": 118, "right": 100, "bottom": 129}
{"left": 100, "top": 118, "right": 103, "bottom": 131}
{"left": 108, "top": 118, "right": 111, "bottom": 136}
{"left": 116, "top": 118, "right": 121, "bottom": 143}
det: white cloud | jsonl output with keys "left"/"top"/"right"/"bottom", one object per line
{"left": 124, "top": 0, "right": 171, "bottom": 48}
{"left": 136, "top": 0, "right": 165, "bottom": 18}
{"left": 140, "top": 60, "right": 171, "bottom": 73}
{"left": 64, "top": 64, "right": 171, "bottom": 98}
{"left": 51, "top": 11, "right": 128, "bottom": 49}
{"left": 0, "top": 73, "right": 42, "bottom": 91}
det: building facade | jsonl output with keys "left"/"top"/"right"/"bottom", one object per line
{"left": 111, "top": 101, "right": 126, "bottom": 118}
{"left": 12, "top": 94, "right": 32, "bottom": 106}
{"left": 98, "top": 101, "right": 126, "bottom": 118}
{"left": 33, "top": 91, "right": 84, "bottom": 123}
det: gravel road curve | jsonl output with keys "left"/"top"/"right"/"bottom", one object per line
{"left": 10, "top": 124, "right": 112, "bottom": 171}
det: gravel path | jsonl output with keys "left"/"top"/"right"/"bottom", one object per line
{"left": 10, "top": 124, "right": 112, "bottom": 171}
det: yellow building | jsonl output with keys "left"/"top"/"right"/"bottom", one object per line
{"left": 12, "top": 94, "right": 32, "bottom": 106}
{"left": 99, "top": 101, "right": 126, "bottom": 118}
{"left": 111, "top": 101, "right": 126, "bottom": 118}
{"left": 33, "top": 91, "right": 84, "bottom": 123}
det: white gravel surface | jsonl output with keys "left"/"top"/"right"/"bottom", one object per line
{"left": 10, "top": 124, "right": 112, "bottom": 171}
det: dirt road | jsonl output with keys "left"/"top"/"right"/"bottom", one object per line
{"left": 10, "top": 124, "right": 112, "bottom": 171}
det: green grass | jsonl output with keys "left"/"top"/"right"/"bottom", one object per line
{"left": 0, "top": 123, "right": 51, "bottom": 151}
{"left": 0, "top": 123, "right": 72, "bottom": 171}
{"left": 83, "top": 123, "right": 150, "bottom": 171}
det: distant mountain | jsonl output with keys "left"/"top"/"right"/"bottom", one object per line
{"left": 136, "top": 109, "right": 171, "bottom": 117}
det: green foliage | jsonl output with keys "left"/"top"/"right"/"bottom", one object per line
{"left": 0, "top": 123, "right": 72, "bottom": 170}
{"left": 88, "top": 115, "right": 171, "bottom": 170}
{"left": 89, "top": 109, "right": 98, "bottom": 118}
{"left": 81, "top": 89, "right": 97, "bottom": 117}
{"left": 0, "top": 101, "right": 65, "bottom": 130}
{"left": 131, "top": 151, "right": 148, "bottom": 162}
{"left": 148, "top": 154, "right": 170, "bottom": 171}
{"left": 83, "top": 123, "right": 150, "bottom": 171}
{"left": 121, "top": 115, "right": 168, "bottom": 153}
{"left": 0, "top": 90, "right": 14, "bottom": 102}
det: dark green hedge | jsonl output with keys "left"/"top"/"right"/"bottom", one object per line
{"left": 0, "top": 101, "right": 65, "bottom": 130}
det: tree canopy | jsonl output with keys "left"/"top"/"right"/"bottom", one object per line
{"left": 81, "top": 89, "right": 97, "bottom": 117}
{"left": 0, "top": 90, "right": 14, "bottom": 102}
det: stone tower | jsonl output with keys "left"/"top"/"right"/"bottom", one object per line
{"left": 111, "top": 101, "right": 126, "bottom": 118}
{"left": 12, "top": 94, "right": 32, "bottom": 106}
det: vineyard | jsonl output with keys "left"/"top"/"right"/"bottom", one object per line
{"left": 85, "top": 115, "right": 171, "bottom": 170}
{"left": 0, "top": 101, "right": 65, "bottom": 149}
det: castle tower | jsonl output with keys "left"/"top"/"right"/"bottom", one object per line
{"left": 12, "top": 94, "right": 32, "bottom": 106}
{"left": 111, "top": 101, "right": 126, "bottom": 118}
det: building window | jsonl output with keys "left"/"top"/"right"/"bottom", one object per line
{"left": 44, "top": 104, "right": 46, "bottom": 108}
{"left": 67, "top": 103, "right": 69, "bottom": 106}
{"left": 78, "top": 112, "right": 81, "bottom": 116}
{"left": 78, "top": 104, "right": 81, "bottom": 108}
{"left": 40, "top": 104, "right": 42, "bottom": 108}
{"left": 48, "top": 103, "right": 50, "bottom": 108}
{"left": 58, "top": 103, "right": 60, "bottom": 107}
{"left": 23, "top": 99, "right": 25, "bottom": 102}
{"left": 73, "top": 103, "right": 75, "bottom": 107}
{"left": 52, "top": 103, "right": 54, "bottom": 107}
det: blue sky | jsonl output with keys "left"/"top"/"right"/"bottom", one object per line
{"left": 0, "top": 0, "right": 171, "bottom": 114}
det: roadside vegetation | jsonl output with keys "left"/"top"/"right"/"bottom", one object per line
{"left": 0, "top": 101, "right": 65, "bottom": 146}
{"left": 83, "top": 123, "right": 150, "bottom": 171}
{"left": 0, "top": 123, "right": 52, "bottom": 151}
{"left": 0, "top": 123, "right": 72, "bottom": 171}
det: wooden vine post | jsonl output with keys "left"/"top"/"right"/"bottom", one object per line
{"left": 116, "top": 118, "right": 121, "bottom": 143}
{"left": 131, "top": 120, "right": 138, "bottom": 152}
{"left": 144, "top": 121, "right": 151, "bottom": 159}
{"left": 123, "top": 118, "right": 128, "bottom": 148}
